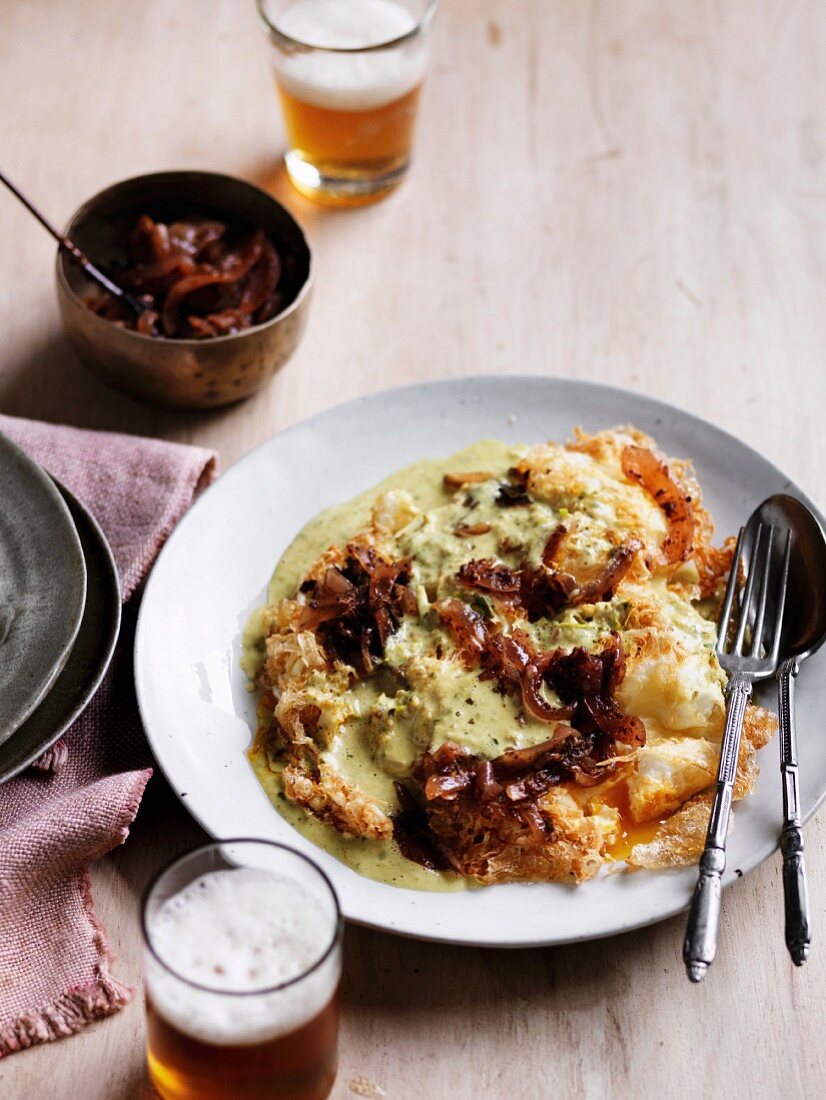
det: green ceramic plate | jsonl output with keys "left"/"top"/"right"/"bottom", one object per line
{"left": 0, "top": 434, "right": 86, "bottom": 745}
{"left": 0, "top": 477, "right": 120, "bottom": 782}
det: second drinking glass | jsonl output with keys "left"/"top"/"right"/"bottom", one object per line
{"left": 257, "top": 0, "right": 438, "bottom": 205}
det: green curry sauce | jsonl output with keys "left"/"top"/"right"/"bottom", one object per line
{"left": 244, "top": 441, "right": 605, "bottom": 891}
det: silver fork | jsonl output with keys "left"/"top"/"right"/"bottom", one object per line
{"left": 683, "top": 521, "right": 791, "bottom": 983}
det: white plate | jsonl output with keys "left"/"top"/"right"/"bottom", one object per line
{"left": 135, "top": 377, "right": 826, "bottom": 947}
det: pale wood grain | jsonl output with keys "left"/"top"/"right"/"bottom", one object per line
{"left": 1, "top": 1, "right": 825, "bottom": 1097}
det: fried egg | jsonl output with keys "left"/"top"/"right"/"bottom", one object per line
{"left": 246, "top": 428, "right": 776, "bottom": 887}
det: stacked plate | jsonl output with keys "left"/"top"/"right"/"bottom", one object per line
{"left": 0, "top": 433, "right": 120, "bottom": 782}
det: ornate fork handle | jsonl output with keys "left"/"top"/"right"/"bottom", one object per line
{"left": 683, "top": 674, "right": 752, "bottom": 982}
{"left": 778, "top": 657, "right": 811, "bottom": 965}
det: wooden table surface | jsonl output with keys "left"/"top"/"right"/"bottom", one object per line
{"left": 2, "top": 1, "right": 825, "bottom": 1097}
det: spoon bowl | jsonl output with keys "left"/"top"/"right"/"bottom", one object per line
{"left": 755, "top": 494, "right": 826, "bottom": 661}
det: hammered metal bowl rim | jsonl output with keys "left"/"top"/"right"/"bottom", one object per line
{"left": 55, "top": 169, "right": 314, "bottom": 347}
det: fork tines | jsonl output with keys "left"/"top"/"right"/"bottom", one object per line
{"left": 716, "top": 522, "right": 792, "bottom": 671}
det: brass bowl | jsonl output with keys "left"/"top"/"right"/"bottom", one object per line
{"left": 56, "top": 171, "right": 313, "bottom": 410}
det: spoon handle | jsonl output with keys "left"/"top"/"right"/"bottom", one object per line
{"left": 777, "top": 657, "right": 811, "bottom": 965}
{"left": 0, "top": 168, "right": 144, "bottom": 316}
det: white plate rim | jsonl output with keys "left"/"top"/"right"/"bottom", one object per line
{"left": 135, "top": 375, "right": 826, "bottom": 948}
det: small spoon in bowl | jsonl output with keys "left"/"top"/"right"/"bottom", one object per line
{"left": 755, "top": 494, "right": 826, "bottom": 966}
{"left": 0, "top": 168, "right": 145, "bottom": 318}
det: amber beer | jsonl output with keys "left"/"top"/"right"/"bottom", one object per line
{"left": 145, "top": 991, "right": 339, "bottom": 1100}
{"left": 142, "top": 843, "right": 342, "bottom": 1100}
{"left": 276, "top": 80, "right": 422, "bottom": 192}
{"left": 259, "top": 0, "right": 435, "bottom": 203}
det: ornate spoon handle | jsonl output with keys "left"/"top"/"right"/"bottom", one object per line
{"left": 683, "top": 674, "right": 751, "bottom": 982}
{"left": 778, "top": 657, "right": 811, "bottom": 965}
{"left": 0, "top": 169, "right": 144, "bottom": 315}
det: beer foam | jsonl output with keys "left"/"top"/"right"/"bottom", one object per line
{"left": 272, "top": 0, "right": 427, "bottom": 111}
{"left": 145, "top": 868, "right": 339, "bottom": 1046}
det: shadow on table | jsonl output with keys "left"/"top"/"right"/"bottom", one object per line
{"left": 0, "top": 330, "right": 232, "bottom": 440}
{"left": 340, "top": 914, "right": 677, "bottom": 1016}
{"left": 120, "top": 1065, "right": 158, "bottom": 1100}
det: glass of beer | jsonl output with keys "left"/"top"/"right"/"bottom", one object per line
{"left": 256, "top": 0, "right": 438, "bottom": 205}
{"left": 141, "top": 839, "right": 342, "bottom": 1100}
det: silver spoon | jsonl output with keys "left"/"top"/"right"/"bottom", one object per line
{"left": 755, "top": 494, "right": 826, "bottom": 966}
{"left": 0, "top": 168, "right": 145, "bottom": 317}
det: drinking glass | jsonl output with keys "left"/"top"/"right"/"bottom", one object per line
{"left": 257, "top": 0, "right": 438, "bottom": 205}
{"left": 142, "top": 839, "right": 342, "bottom": 1100}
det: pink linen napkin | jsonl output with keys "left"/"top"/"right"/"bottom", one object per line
{"left": 0, "top": 414, "right": 216, "bottom": 1056}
